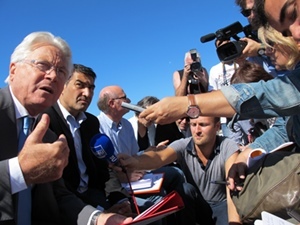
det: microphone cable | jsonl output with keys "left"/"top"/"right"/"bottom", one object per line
{"left": 123, "top": 167, "right": 141, "bottom": 215}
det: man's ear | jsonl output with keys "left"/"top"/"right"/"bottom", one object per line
{"left": 9, "top": 63, "right": 17, "bottom": 82}
{"left": 108, "top": 99, "right": 115, "bottom": 108}
{"left": 216, "top": 121, "right": 221, "bottom": 130}
{"left": 60, "top": 83, "right": 68, "bottom": 96}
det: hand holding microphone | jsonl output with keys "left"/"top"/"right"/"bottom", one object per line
{"left": 90, "top": 133, "right": 127, "bottom": 173}
{"left": 90, "top": 133, "right": 140, "bottom": 214}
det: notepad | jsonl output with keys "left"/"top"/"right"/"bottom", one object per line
{"left": 121, "top": 173, "right": 164, "bottom": 194}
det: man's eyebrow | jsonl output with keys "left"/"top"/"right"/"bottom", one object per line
{"left": 75, "top": 79, "right": 95, "bottom": 88}
{"left": 280, "top": 0, "right": 295, "bottom": 23}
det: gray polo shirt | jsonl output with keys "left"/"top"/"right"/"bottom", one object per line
{"left": 169, "top": 136, "right": 238, "bottom": 203}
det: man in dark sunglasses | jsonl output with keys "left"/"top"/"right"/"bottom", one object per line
{"left": 236, "top": 0, "right": 255, "bottom": 22}
{"left": 241, "top": 7, "right": 253, "bottom": 17}
{"left": 235, "top": 0, "right": 282, "bottom": 76}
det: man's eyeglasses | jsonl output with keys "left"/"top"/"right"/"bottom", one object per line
{"left": 112, "top": 95, "right": 127, "bottom": 101}
{"left": 21, "top": 59, "right": 68, "bottom": 79}
{"left": 241, "top": 8, "right": 253, "bottom": 17}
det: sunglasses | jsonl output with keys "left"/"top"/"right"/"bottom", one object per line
{"left": 241, "top": 8, "right": 253, "bottom": 17}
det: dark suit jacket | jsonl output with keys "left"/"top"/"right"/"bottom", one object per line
{"left": 0, "top": 87, "right": 95, "bottom": 225}
{"left": 43, "top": 103, "right": 128, "bottom": 207}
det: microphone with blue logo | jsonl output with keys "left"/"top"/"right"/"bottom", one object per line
{"left": 90, "top": 133, "right": 126, "bottom": 172}
{"left": 90, "top": 133, "right": 140, "bottom": 214}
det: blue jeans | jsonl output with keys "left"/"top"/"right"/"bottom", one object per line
{"left": 176, "top": 183, "right": 214, "bottom": 225}
{"left": 135, "top": 166, "right": 186, "bottom": 225}
{"left": 209, "top": 200, "right": 228, "bottom": 225}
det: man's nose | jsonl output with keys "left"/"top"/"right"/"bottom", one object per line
{"left": 290, "top": 23, "right": 300, "bottom": 43}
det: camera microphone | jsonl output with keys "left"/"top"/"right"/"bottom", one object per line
{"left": 90, "top": 133, "right": 140, "bottom": 214}
{"left": 200, "top": 33, "right": 216, "bottom": 43}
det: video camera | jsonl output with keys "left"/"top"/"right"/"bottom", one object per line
{"left": 200, "top": 21, "right": 256, "bottom": 62}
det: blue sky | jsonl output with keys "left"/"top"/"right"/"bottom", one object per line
{"left": 0, "top": 0, "right": 247, "bottom": 119}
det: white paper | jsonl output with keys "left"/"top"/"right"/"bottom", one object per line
{"left": 247, "top": 142, "right": 294, "bottom": 168}
{"left": 260, "top": 211, "right": 295, "bottom": 225}
{"left": 121, "top": 173, "right": 164, "bottom": 193}
{"left": 121, "top": 174, "right": 153, "bottom": 190}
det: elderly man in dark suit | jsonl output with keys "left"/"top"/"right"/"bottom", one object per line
{"left": 43, "top": 64, "right": 133, "bottom": 215}
{"left": 0, "top": 31, "right": 132, "bottom": 225}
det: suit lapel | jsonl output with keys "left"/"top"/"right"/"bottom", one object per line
{"left": 0, "top": 87, "right": 19, "bottom": 159}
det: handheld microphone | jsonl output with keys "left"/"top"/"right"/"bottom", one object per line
{"left": 90, "top": 133, "right": 119, "bottom": 164}
{"left": 121, "top": 102, "right": 145, "bottom": 113}
{"left": 200, "top": 33, "right": 216, "bottom": 43}
{"left": 90, "top": 133, "right": 140, "bottom": 214}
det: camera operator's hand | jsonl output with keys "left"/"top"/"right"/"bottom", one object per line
{"left": 183, "top": 64, "right": 191, "bottom": 78}
{"left": 194, "top": 68, "right": 209, "bottom": 90}
{"left": 240, "top": 37, "right": 261, "bottom": 57}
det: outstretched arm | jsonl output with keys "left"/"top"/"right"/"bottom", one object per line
{"left": 139, "top": 91, "right": 236, "bottom": 125}
{"left": 118, "top": 147, "right": 178, "bottom": 171}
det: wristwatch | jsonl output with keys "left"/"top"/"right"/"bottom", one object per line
{"left": 257, "top": 44, "right": 266, "bottom": 56}
{"left": 90, "top": 211, "right": 102, "bottom": 225}
{"left": 186, "top": 95, "right": 200, "bottom": 119}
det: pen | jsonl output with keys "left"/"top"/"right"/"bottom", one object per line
{"left": 210, "top": 180, "right": 244, "bottom": 186}
{"left": 210, "top": 180, "right": 229, "bottom": 185}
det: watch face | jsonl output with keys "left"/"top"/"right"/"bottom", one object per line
{"left": 258, "top": 48, "right": 265, "bottom": 56}
{"left": 187, "top": 106, "right": 200, "bottom": 119}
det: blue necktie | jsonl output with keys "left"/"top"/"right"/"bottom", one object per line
{"left": 17, "top": 116, "right": 33, "bottom": 225}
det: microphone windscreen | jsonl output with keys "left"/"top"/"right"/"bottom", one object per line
{"left": 200, "top": 33, "right": 216, "bottom": 43}
{"left": 90, "top": 133, "right": 118, "bottom": 163}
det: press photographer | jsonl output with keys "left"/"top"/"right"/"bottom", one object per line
{"left": 173, "top": 49, "right": 209, "bottom": 96}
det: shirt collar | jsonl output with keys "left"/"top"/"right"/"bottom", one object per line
{"left": 57, "top": 100, "right": 87, "bottom": 125}
{"left": 100, "top": 111, "right": 121, "bottom": 131}
{"left": 187, "top": 136, "right": 221, "bottom": 156}
{"left": 9, "top": 86, "right": 34, "bottom": 120}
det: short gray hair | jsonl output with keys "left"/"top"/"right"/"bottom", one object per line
{"left": 97, "top": 93, "right": 110, "bottom": 113}
{"left": 10, "top": 31, "right": 72, "bottom": 76}
{"left": 184, "top": 49, "right": 200, "bottom": 64}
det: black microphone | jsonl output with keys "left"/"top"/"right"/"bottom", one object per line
{"left": 90, "top": 133, "right": 141, "bottom": 214}
{"left": 200, "top": 33, "right": 216, "bottom": 43}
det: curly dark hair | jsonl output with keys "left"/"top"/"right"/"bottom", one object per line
{"left": 251, "top": 0, "right": 269, "bottom": 30}
{"left": 235, "top": 0, "right": 246, "bottom": 9}
{"left": 230, "top": 61, "right": 273, "bottom": 84}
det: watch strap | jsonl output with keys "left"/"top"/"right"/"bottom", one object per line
{"left": 257, "top": 43, "right": 266, "bottom": 56}
{"left": 90, "top": 211, "right": 102, "bottom": 225}
{"left": 187, "top": 94, "right": 196, "bottom": 106}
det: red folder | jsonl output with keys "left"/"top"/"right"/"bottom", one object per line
{"left": 122, "top": 191, "right": 185, "bottom": 225}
